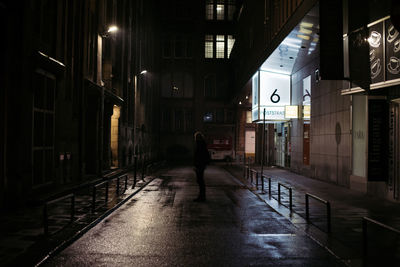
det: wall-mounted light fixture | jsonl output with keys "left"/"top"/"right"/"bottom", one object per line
{"left": 102, "top": 25, "right": 119, "bottom": 37}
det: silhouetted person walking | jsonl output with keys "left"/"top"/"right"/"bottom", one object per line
{"left": 193, "top": 131, "right": 210, "bottom": 202}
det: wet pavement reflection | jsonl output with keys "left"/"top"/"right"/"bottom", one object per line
{"left": 44, "top": 165, "right": 344, "bottom": 266}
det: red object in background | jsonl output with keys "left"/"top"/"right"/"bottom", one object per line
{"left": 207, "top": 136, "right": 232, "bottom": 151}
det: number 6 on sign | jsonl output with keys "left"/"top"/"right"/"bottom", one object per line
{"left": 270, "top": 89, "right": 280, "bottom": 103}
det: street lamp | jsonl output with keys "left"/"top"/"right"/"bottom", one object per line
{"left": 107, "top": 25, "right": 118, "bottom": 33}
{"left": 102, "top": 25, "right": 119, "bottom": 38}
{"left": 132, "top": 69, "right": 148, "bottom": 188}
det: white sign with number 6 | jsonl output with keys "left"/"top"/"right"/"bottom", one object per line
{"left": 259, "top": 71, "right": 291, "bottom": 106}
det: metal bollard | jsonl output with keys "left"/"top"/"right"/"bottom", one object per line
{"left": 124, "top": 175, "right": 128, "bottom": 192}
{"left": 132, "top": 156, "right": 137, "bottom": 189}
{"left": 116, "top": 177, "right": 120, "bottom": 195}
{"left": 256, "top": 172, "right": 259, "bottom": 189}
{"left": 268, "top": 177, "right": 271, "bottom": 197}
{"left": 261, "top": 175, "right": 264, "bottom": 192}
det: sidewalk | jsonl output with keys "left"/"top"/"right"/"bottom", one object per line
{"left": 0, "top": 167, "right": 160, "bottom": 267}
{"left": 223, "top": 164, "right": 400, "bottom": 267}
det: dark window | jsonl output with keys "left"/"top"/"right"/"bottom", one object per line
{"left": 216, "top": 108, "right": 224, "bottom": 123}
{"left": 204, "top": 74, "right": 216, "bottom": 98}
{"left": 33, "top": 70, "right": 55, "bottom": 187}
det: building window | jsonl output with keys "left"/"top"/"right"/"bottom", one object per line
{"left": 227, "top": 0, "right": 236, "bottom": 20}
{"left": 161, "top": 108, "right": 193, "bottom": 133}
{"left": 216, "top": 35, "right": 225, "bottom": 58}
{"left": 205, "top": 35, "right": 214, "bottom": 58}
{"left": 161, "top": 72, "right": 193, "bottom": 98}
{"left": 216, "top": 108, "right": 224, "bottom": 123}
{"left": 162, "top": 35, "right": 172, "bottom": 58}
{"left": 162, "top": 35, "right": 192, "bottom": 59}
{"left": 203, "top": 108, "right": 234, "bottom": 123}
{"left": 206, "top": 0, "right": 236, "bottom": 21}
{"left": 216, "top": 0, "right": 225, "bottom": 20}
{"left": 204, "top": 34, "right": 235, "bottom": 59}
{"left": 227, "top": 35, "right": 235, "bottom": 58}
{"left": 206, "top": 0, "right": 214, "bottom": 20}
{"left": 204, "top": 74, "right": 216, "bottom": 98}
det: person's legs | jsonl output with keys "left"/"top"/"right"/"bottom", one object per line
{"left": 195, "top": 168, "right": 206, "bottom": 201}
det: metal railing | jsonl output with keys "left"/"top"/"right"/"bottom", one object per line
{"left": 261, "top": 175, "right": 272, "bottom": 197}
{"left": 305, "top": 193, "right": 331, "bottom": 233}
{"left": 249, "top": 169, "right": 257, "bottom": 185}
{"left": 43, "top": 193, "right": 75, "bottom": 235}
{"left": 92, "top": 180, "right": 109, "bottom": 213}
{"left": 116, "top": 174, "right": 128, "bottom": 195}
{"left": 278, "top": 183, "right": 293, "bottom": 211}
{"left": 40, "top": 160, "right": 165, "bottom": 237}
{"left": 362, "top": 217, "right": 400, "bottom": 266}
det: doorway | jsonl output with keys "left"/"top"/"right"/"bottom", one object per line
{"left": 245, "top": 130, "right": 255, "bottom": 163}
{"left": 110, "top": 105, "right": 120, "bottom": 167}
{"left": 274, "top": 123, "right": 290, "bottom": 167}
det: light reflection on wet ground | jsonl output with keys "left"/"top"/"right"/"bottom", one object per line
{"left": 45, "top": 165, "right": 344, "bottom": 266}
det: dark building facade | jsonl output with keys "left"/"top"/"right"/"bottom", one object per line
{"left": 1, "top": 0, "right": 159, "bottom": 209}
{"left": 157, "top": 0, "right": 237, "bottom": 162}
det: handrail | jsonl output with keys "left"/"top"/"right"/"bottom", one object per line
{"left": 249, "top": 168, "right": 257, "bottom": 184}
{"left": 43, "top": 193, "right": 75, "bottom": 235}
{"left": 261, "top": 175, "right": 272, "bottom": 197}
{"left": 362, "top": 216, "right": 400, "bottom": 266}
{"left": 305, "top": 193, "right": 331, "bottom": 233}
{"left": 278, "top": 183, "right": 293, "bottom": 211}
{"left": 92, "top": 180, "right": 109, "bottom": 213}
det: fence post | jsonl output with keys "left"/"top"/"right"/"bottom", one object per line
{"left": 327, "top": 201, "right": 331, "bottom": 233}
{"left": 116, "top": 177, "right": 120, "bottom": 195}
{"left": 305, "top": 194, "right": 309, "bottom": 222}
{"left": 43, "top": 204, "right": 48, "bottom": 235}
{"left": 261, "top": 175, "right": 264, "bottom": 192}
{"left": 71, "top": 195, "right": 75, "bottom": 221}
{"left": 105, "top": 182, "right": 109, "bottom": 204}
{"left": 278, "top": 184, "right": 281, "bottom": 203}
{"left": 141, "top": 158, "right": 145, "bottom": 181}
{"left": 92, "top": 186, "right": 96, "bottom": 213}
{"left": 124, "top": 175, "right": 128, "bottom": 192}
{"left": 289, "top": 188, "right": 292, "bottom": 211}
{"left": 268, "top": 177, "right": 271, "bottom": 197}
{"left": 133, "top": 156, "right": 137, "bottom": 189}
{"left": 256, "top": 172, "right": 259, "bottom": 189}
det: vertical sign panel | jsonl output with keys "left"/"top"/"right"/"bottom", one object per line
{"left": 385, "top": 20, "right": 400, "bottom": 81}
{"left": 369, "top": 22, "right": 384, "bottom": 83}
{"left": 368, "top": 99, "right": 388, "bottom": 181}
{"left": 252, "top": 72, "right": 259, "bottom": 121}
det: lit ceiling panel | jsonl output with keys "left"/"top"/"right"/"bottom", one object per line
{"left": 260, "top": 5, "right": 320, "bottom": 75}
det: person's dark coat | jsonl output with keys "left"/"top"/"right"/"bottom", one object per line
{"left": 194, "top": 138, "right": 210, "bottom": 170}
